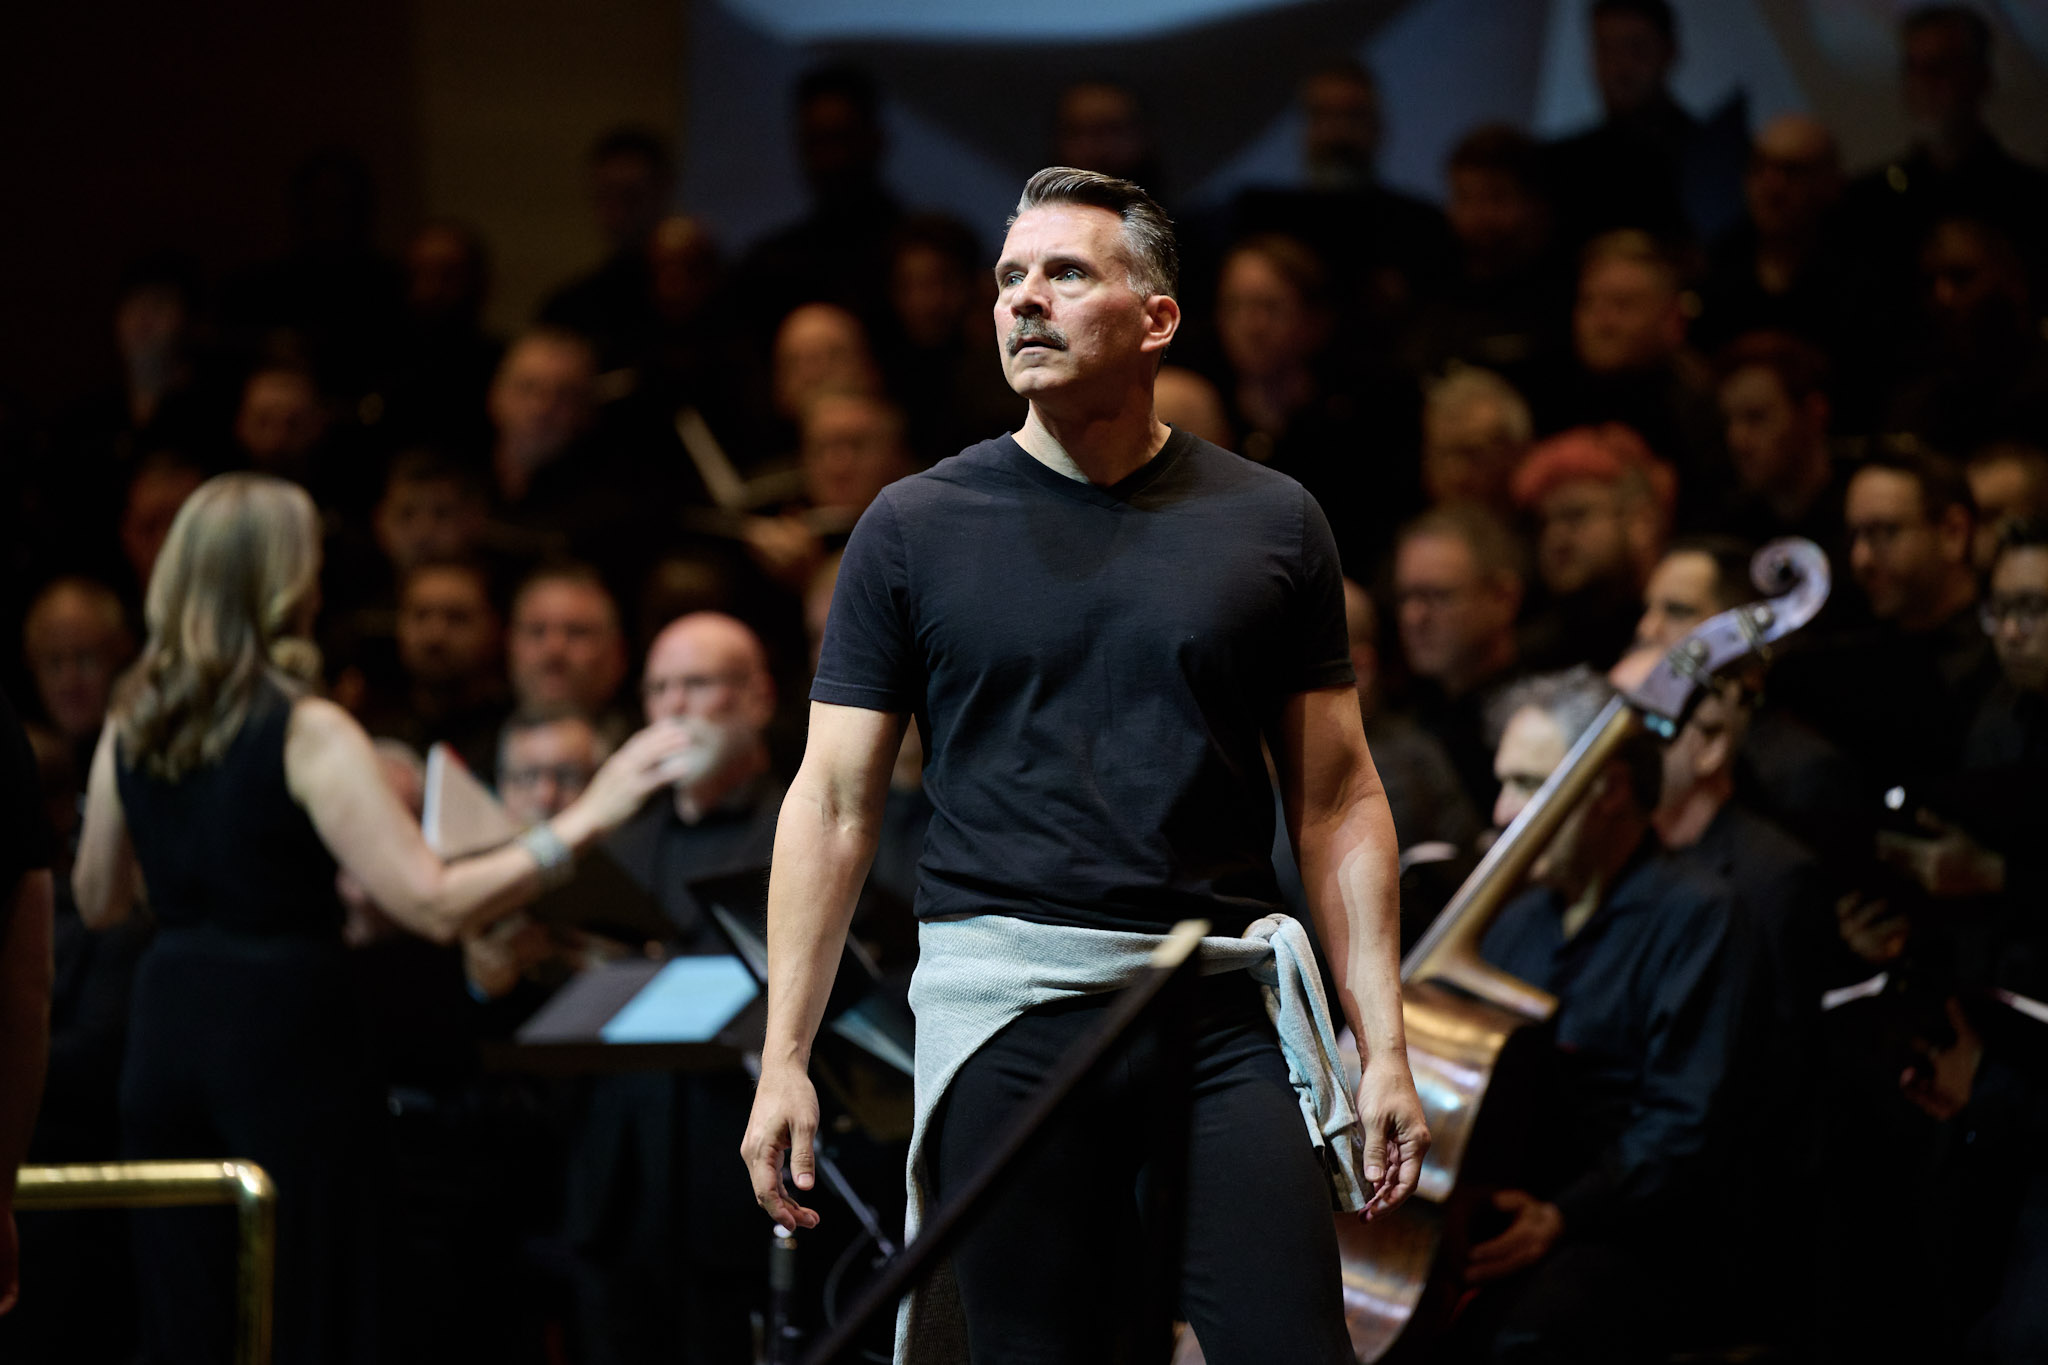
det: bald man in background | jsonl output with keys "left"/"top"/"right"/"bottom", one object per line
{"left": 566, "top": 611, "right": 785, "bottom": 1365}
{"left": 607, "top": 611, "right": 783, "bottom": 943}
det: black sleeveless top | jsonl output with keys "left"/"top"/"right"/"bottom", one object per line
{"left": 116, "top": 678, "right": 344, "bottom": 937}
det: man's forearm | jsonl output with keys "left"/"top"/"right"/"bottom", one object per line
{"left": 761, "top": 778, "right": 881, "bottom": 1073}
{"left": 1296, "top": 793, "right": 1407, "bottom": 1063}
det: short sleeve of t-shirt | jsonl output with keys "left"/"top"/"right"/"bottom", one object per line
{"left": 813, "top": 494, "right": 920, "bottom": 713}
{"left": 1289, "top": 489, "right": 1356, "bottom": 695}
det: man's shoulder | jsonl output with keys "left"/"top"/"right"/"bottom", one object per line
{"left": 1708, "top": 801, "right": 1815, "bottom": 874}
{"left": 1622, "top": 848, "right": 1742, "bottom": 943}
{"left": 1167, "top": 430, "right": 1311, "bottom": 502}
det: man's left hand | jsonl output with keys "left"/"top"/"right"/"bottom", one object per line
{"left": 1354, "top": 1058, "right": 1430, "bottom": 1219}
{"left": 1465, "top": 1189, "right": 1562, "bottom": 1283}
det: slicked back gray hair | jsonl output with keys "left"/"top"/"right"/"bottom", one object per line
{"left": 1010, "top": 166, "right": 1179, "bottom": 301}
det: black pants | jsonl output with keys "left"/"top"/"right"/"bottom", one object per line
{"left": 121, "top": 929, "right": 368, "bottom": 1365}
{"left": 929, "top": 972, "right": 1351, "bottom": 1365}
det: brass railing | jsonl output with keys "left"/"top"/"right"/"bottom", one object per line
{"left": 16, "top": 1160, "right": 276, "bottom": 1365}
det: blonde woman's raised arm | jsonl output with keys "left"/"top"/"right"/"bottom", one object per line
{"left": 285, "top": 698, "right": 689, "bottom": 944}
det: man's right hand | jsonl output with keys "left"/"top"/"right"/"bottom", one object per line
{"left": 741, "top": 1065, "right": 823, "bottom": 1230}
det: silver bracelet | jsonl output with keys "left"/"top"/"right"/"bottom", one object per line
{"left": 516, "top": 822, "right": 576, "bottom": 890}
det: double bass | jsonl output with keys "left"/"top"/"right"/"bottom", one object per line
{"left": 1335, "top": 538, "right": 1832, "bottom": 1361}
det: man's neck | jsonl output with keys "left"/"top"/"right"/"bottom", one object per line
{"left": 410, "top": 674, "right": 500, "bottom": 720}
{"left": 1441, "top": 635, "right": 1517, "bottom": 700}
{"left": 1655, "top": 775, "right": 1731, "bottom": 850}
{"left": 1555, "top": 817, "right": 1646, "bottom": 934}
{"left": 1764, "top": 443, "right": 1835, "bottom": 522}
{"left": 1920, "top": 120, "right": 1991, "bottom": 174}
{"left": 1898, "top": 569, "right": 1978, "bottom": 635}
{"left": 672, "top": 745, "right": 767, "bottom": 825}
{"left": 1235, "top": 367, "right": 1316, "bottom": 438}
{"left": 1016, "top": 397, "right": 1171, "bottom": 487}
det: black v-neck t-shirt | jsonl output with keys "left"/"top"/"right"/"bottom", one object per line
{"left": 812, "top": 429, "right": 1353, "bottom": 934}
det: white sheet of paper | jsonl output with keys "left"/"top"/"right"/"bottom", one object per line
{"left": 422, "top": 743, "right": 518, "bottom": 858}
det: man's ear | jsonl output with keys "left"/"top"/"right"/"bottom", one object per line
{"left": 1938, "top": 503, "right": 1973, "bottom": 568}
{"left": 1140, "top": 294, "right": 1181, "bottom": 356}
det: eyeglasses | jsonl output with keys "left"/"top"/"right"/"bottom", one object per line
{"left": 642, "top": 671, "right": 748, "bottom": 702}
{"left": 1980, "top": 594, "right": 2048, "bottom": 635}
{"left": 499, "top": 763, "right": 595, "bottom": 789}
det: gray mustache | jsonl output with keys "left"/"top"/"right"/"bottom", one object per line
{"left": 1007, "top": 319, "right": 1068, "bottom": 355}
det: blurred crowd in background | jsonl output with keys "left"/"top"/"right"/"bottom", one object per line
{"left": 2, "top": 1, "right": 2046, "bottom": 1361}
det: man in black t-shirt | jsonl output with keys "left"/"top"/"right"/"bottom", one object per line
{"left": 741, "top": 167, "right": 1428, "bottom": 1363}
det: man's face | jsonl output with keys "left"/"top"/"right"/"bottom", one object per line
{"left": 406, "top": 225, "right": 483, "bottom": 320}
{"left": 1492, "top": 706, "right": 1584, "bottom": 885}
{"left": 488, "top": 338, "right": 596, "bottom": 469}
{"left": 1055, "top": 84, "right": 1148, "bottom": 179}
{"left": 236, "top": 372, "right": 326, "bottom": 467}
{"left": 1216, "top": 250, "right": 1320, "bottom": 383}
{"left": 1719, "top": 365, "right": 1809, "bottom": 497}
{"left": 122, "top": 466, "right": 203, "bottom": 589}
{"left": 1846, "top": 469, "right": 1964, "bottom": 622}
{"left": 891, "top": 243, "right": 971, "bottom": 349}
{"left": 802, "top": 396, "right": 910, "bottom": 512}
{"left": 589, "top": 152, "right": 667, "bottom": 250}
{"left": 1423, "top": 399, "right": 1523, "bottom": 507}
{"left": 1987, "top": 548, "right": 2048, "bottom": 692}
{"left": 1396, "top": 534, "right": 1512, "bottom": 683}
{"left": 1575, "top": 258, "right": 1681, "bottom": 375}
{"left": 1536, "top": 478, "right": 1634, "bottom": 596}
{"left": 641, "top": 618, "right": 774, "bottom": 788}
{"left": 649, "top": 215, "right": 718, "bottom": 323}
{"left": 397, "top": 569, "right": 499, "bottom": 688}
{"left": 25, "top": 592, "right": 128, "bottom": 741}
{"left": 798, "top": 93, "right": 882, "bottom": 197}
{"left": 1922, "top": 221, "right": 2018, "bottom": 345}
{"left": 774, "top": 305, "right": 875, "bottom": 419}
{"left": 993, "top": 204, "right": 1166, "bottom": 402}
{"left": 1302, "top": 71, "right": 1379, "bottom": 179}
{"left": 375, "top": 476, "right": 483, "bottom": 575}
{"left": 498, "top": 719, "right": 601, "bottom": 826}
{"left": 509, "top": 581, "right": 624, "bottom": 713}
{"left": 1903, "top": 19, "right": 1989, "bottom": 137}
{"left": 1745, "top": 118, "right": 1841, "bottom": 242}
{"left": 1659, "top": 684, "right": 1740, "bottom": 812}
{"left": 1969, "top": 455, "right": 2045, "bottom": 573}
{"left": 115, "top": 285, "right": 186, "bottom": 369}
{"left": 1447, "top": 167, "right": 1543, "bottom": 264}
{"left": 1636, "top": 550, "right": 1720, "bottom": 651}
{"left": 1591, "top": 12, "right": 1674, "bottom": 118}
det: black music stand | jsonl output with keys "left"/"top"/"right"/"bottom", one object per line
{"left": 690, "top": 867, "right": 915, "bottom": 1364}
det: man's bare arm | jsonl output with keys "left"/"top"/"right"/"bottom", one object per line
{"left": 742, "top": 701, "right": 906, "bottom": 1229}
{"left": 1273, "top": 685, "right": 1429, "bottom": 1216}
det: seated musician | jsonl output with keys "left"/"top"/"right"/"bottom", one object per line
{"left": 1452, "top": 667, "right": 1747, "bottom": 1363}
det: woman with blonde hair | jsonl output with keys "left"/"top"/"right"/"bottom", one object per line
{"left": 74, "top": 474, "right": 689, "bottom": 1364}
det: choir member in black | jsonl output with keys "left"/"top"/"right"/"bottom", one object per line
{"left": 70, "top": 474, "right": 690, "bottom": 1365}
{"left": 0, "top": 685, "right": 55, "bottom": 1320}
{"left": 1455, "top": 668, "right": 1745, "bottom": 1363}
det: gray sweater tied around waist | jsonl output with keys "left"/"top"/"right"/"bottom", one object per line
{"left": 892, "top": 911, "right": 1369, "bottom": 1365}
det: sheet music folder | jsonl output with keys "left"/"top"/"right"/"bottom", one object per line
{"left": 421, "top": 743, "right": 675, "bottom": 946}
